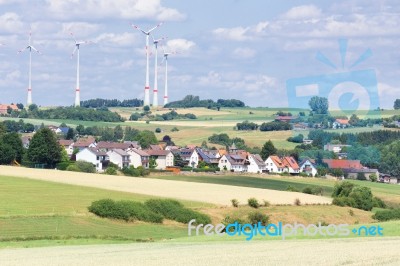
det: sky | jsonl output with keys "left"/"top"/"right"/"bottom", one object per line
{"left": 0, "top": 0, "right": 399, "bottom": 109}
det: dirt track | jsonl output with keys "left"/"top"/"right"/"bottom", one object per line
{"left": 1, "top": 237, "right": 399, "bottom": 266}
{"left": 0, "top": 166, "right": 331, "bottom": 205}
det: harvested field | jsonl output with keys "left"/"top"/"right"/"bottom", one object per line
{"left": 0, "top": 166, "right": 331, "bottom": 205}
{"left": 1, "top": 237, "right": 399, "bottom": 266}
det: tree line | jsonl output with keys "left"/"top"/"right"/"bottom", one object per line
{"left": 80, "top": 98, "right": 143, "bottom": 108}
{"left": 165, "top": 95, "right": 245, "bottom": 109}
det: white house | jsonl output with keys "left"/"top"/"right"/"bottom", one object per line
{"left": 145, "top": 150, "right": 174, "bottom": 170}
{"left": 332, "top": 119, "right": 349, "bottom": 129}
{"left": 107, "top": 149, "right": 130, "bottom": 169}
{"left": 59, "top": 139, "right": 74, "bottom": 156}
{"left": 177, "top": 149, "right": 199, "bottom": 168}
{"left": 126, "top": 148, "right": 149, "bottom": 168}
{"left": 76, "top": 148, "right": 109, "bottom": 172}
{"left": 299, "top": 158, "right": 318, "bottom": 177}
{"left": 247, "top": 154, "right": 266, "bottom": 173}
{"left": 218, "top": 154, "right": 248, "bottom": 172}
{"left": 265, "top": 155, "right": 300, "bottom": 174}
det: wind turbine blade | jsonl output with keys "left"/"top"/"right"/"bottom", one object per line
{"left": 71, "top": 47, "right": 77, "bottom": 58}
{"left": 131, "top": 24, "right": 146, "bottom": 34}
{"left": 30, "top": 46, "right": 41, "bottom": 54}
{"left": 17, "top": 47, "right": 27, "bottom": 54}
{"left": 70, "top": 32, "right": 77, "bottom": 43}
{"left": 148, "top": 22, "right": 163, "bottom": 33}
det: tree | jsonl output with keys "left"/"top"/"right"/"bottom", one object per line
{"left": 394, "top": 99, "right": 400, "bottom": 110}
{"left": 6, "top": 106, "right": 12, "bottom": 114}
{"left": 66, "top": 128, "right": 74, "bottom": 140}
{"left": 260, "top": 140, "right": 277, "bottom": 160}
{"left": 309, "top": 96, "right": 329, "bottom": 114}
{"left": 114, "top": 125, "right": 124, "bottom": 140}
{"left": 2, "top": 132, "right": 24, "bottom": 163}
{"left": 16, "top": 103, "right": 24, "bottom": 110}
{"left": 28, "top": 104, "right": 38, "bottom": 112}
{"left": 162, "top": 135, "right": 175, "bottom": 146}
{"left": 76, "top": 124, "right": 85, "bottom": 135}
{"left": 24, "top": 123, "right": 35, "bottom": 133}
{"left": 59, "top": 122, "right": 67, "bottom": 128}
{"left": 173, "top": 153, "right": 186, "bottom": 167}
{"left": 134, "top": 130, "right": 158, "bottom": 149}
{"left": 380, "top": 140, "right": 400, "bottom": 177}
{"left": 143, "top": 105, "right": 150, "bottom": 112}
{"left": 27, "top": 128, "right": 62, "bottom": 166}
{"left": 349, "top": 114, "right": 360, "bottom": 126}
{"left": 0, "top": 140, "right": 15, "bottom": 164}
{"left": 149, "top": 157, "right": 158, "bottom": 169}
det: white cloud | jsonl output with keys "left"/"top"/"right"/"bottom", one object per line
{"left": 164, "top": 38, "right": 195, "bottom": 54}
{"left": 0, "top": 12, "right": 24, "bottom": 33}
{"left": 45, "top": 0, "right": 185, "bottom": 21}
{"left": 232, "top": 47, "right": 256, "bottom": 59}
{"left": 213, "top": 26, "right": 251, "bottom": 41}
{"left": 281, "top": 5, "right": 322, "bottom": 20}
{"left": 95, "top": 32, "right": 137, "bottom": 47}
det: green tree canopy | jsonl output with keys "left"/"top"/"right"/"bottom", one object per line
{"left": 260, "top": 140, "right": 277, "bottom": 160}
{"left": 394, "top": 99, "right": 400, "bottom": 110}
{"left": 309, "top": 96, "right": 329, "bottom": 114}
{"left": 27, "top": 128, "right": 62, "bottom": 166}
{"left": 134, "top": 130, "right": 158, "bottom": 149}
{"left": 2, "top": 132, "right": 24, "bottom": 163}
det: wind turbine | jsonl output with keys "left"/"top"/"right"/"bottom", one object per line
{"left": 160, "top": 46, "right": 176, "bottom": 106}
{"left": 18, "top": 31, "right": 41, "bottom": 106}
{"left": 151, "top": 36, "right": 166, "bottom": 108}
{"left": 70, "top": 32, "right": 91, "bottom": 107}
{"left": 131, "top": 22, "right": 162, "bottom": 107}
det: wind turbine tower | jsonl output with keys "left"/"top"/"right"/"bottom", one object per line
{"left": 131, "top": 22, "right": 162, "bottom": 107}
{"left": 18, "top": 31, "right": 40, "bottom": 106}
{"left": 152, "top": 36, "right": 165, "bottom": 108}
{"left": 161, "top": 48, "right": 175, "bottom": 106}
{"left": 70, "top": 32, "right": 90, "bottom": 107}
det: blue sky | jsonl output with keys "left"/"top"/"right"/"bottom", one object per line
{"left": 0, "top": 0, "right": 399, "bottom": 109}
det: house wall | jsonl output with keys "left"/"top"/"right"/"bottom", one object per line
{"left": 127, "top": 151, "right": 143, "bottom": 168}
{"left": 299, "top": 160, "right": 318, "bottom": 177}
{"left": 265, "top": 157, "right": 282, "bottom": 173}
{"left": 76, "top": 149, "right": 103, "bottom": 172}
{"left": 107, "top": 151, "right": 123, "bottom": 168}
{"left": 218, "top": 155, "right": 232, "bottom": 171}
{"left": 189, "top": 151, "right": 199, "bottom": 168}
{"left": 247, "top": 156, "right": 265, "bottom": 173}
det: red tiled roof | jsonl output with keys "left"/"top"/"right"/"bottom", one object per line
{"left": 97, "top": 141, "right": 131, "bottom": 150}
{"left": 144, "top": 150, "right": 171, "bottom": 156}
{"left": 323, "top": 159, "right": 362, "bottom": 169}
{"left": 335, "top": 119, "right": 349, "bottom": 125}
{"left": 283, "top": 156, "right": 300, "bottom": 170}
{"left": 58, "top": 139, "right": 73, "bottom": 146}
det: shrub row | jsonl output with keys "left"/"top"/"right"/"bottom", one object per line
{"left": 373, "top": 209, "right": 400, "bottom": 221}
{"left": 88, "top": 198, "right": 211, "bottom": 225}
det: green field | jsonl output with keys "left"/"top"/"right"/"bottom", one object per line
{"left": 1, "top": 173, "right": 399, "bottom": 248}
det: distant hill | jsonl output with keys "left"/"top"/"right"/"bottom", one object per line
{"left": 165, "top": 95, "right": 245, "bottom": 109}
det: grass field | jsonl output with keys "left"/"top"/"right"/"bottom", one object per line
{"left": 0, "top": 172, "right": 399, "bottom": 249}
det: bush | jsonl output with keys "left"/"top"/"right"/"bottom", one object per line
{"left": 348, "top": 209, "right": 354, "bottom": 216}
{"left": 286, "top": 185, "right": 300, "bottom": 192}
{"left": 248, "top": 198, "right": 260, "bottom": 208}
{"left": 357, "top": 172, "right": 367, "bottom": 181}
{"left": 231, "top": 199, "right": 239, "bottom": 208}
{"left": 263, "top": 200, "right": 271, "bottom": 207}
{"left": 372, "top": 197, "right": 387, "bottom": 208}
{"left": 56, "top": 161, "right": 73, "bottom": 170}
{"left": 171, "top": 127, "right": 179, "bottom": 132}
{"left": 248, "top": 211, "right": 269, "bottom": 226}
{"left": 104, "top": 167, "right": 118, "bottom": 175}
{"left": 302, "top": 186, "right": 313, "bottom": 194}
{"left": 369, "top": 173, "right": 378, "bottom": 182}
{"left": 144, "top": 199, "right": 211, "bottom": 225}
{"left": 88, "top": 199, "right": 163, "bottom": 223}
{"left": 66, "top": 164, "right": 80, "bottom": 172}
{"left": 294, "top": 198, "right": 301, "bottom": 206}
{"left": 155, "top": 128, "right": 162, "bottom": 133}
{"left": 122, "top": 165, "right": 149, "bottom": 177}
{"left": 221, "top": 215, "right": 246, "bottom": 232}
{"left": 373, "top": 209, "right": 400, "bottom": 221}
{"left": 348, "top": 186, "right": 373, "bottom": 211}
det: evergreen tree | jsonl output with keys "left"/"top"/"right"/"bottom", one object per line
{"left": 260, "top": 140, "right": 277, "bottom": 160}
{"left": 2, "top": 132, "right": 24, "bottom": 163}
{"left": 27, "top": 128, "right": 62, "bottom": 166}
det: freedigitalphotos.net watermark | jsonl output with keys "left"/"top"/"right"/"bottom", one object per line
{"left": 188, "top": 219, "right": 384, "bottom": 241}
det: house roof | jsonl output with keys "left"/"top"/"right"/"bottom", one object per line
{"left": 335, "top": 119, "right": 349, "bottom": 125}
{"left": 149, "top": 144, "right": 163, "bottom": 150}
{"left": 58, "top": 127, "right": 70, "bottom": 134}
{"left": 186, "top": 144, "right": 197, "bottom": 149}
{"left": 250, "top": 154, "right": 266, "bottom": 167}
{"left": 74, "top": 136, "right": 96, "bottom": 147}
{"left": 268, "top": 155, "right": 299, "bottom": 169}
{"left": 299, "top": 158, "right": 316, "bottom": 168}
{"left": 86, "top": 147, "right": 107, "bottom": 156}
{"left": 110, "top": 149, "right": 130, "bottom": 156}
{"left": 58, "top": 139, "right": 74, "bottom": 146}
{"left": 323, "top": 159, "right": 362, "bottom": 169}
{"left": 224, "top": 154, "right": 248, "bottom": 165}
{"left": 0, "top": 104, "right": 18, "bottom": 112}
{"left": 145, "top": 150, "right": 171, "bottom": 156}
{"left": 97, "top": 141, "right": 131, "bottom": 150}
{"left": 128, "top": 148, "right": 149, "bottom": 157}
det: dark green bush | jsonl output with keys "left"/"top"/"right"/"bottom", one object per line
{"left": 247, "top": 198, "right": 260, "bottom": 208}
{"left": 231, "top": 199, "right": 239, "bottom": 207}
{"left": 104, "top": 167, "right": 118, "bottom": 175}
{"left": 286, "top": 185, "right": 300, "bottom": 192}
{"left": 373, "top": 209, "right": 400, "bottom": 221}
{"left": 372, "top": 197, "right": 387, "bottom": 208}
{"left": 88, "top": 199, "right": 163, "bottom": 223}
{"left": 122, "top": 165, "right": 149, "bottom": 177}
{"left": 302, "top": 186, "right": 313, "bottom": 194}
{"left": 56, "top": 161, "right": 73, "bottom": 170}
{"left": 248, "top": 211, "right": 269, "bottom": 226}
{"left": 145, "top": 199, "right": 211, "bottom": 224}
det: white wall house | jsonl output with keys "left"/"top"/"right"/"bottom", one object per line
{"left": 299, "top": 158, "right": 318, "bottom": 177}
{"left": 247, "top": 154, "right": 266, "bottom": 173}
{"left": 145, "top": 150, "right": 174, "bottom": 170}
{"left": 265, "top": 156, "right": 285, "bottom": 173}
{"left": 218, "top": 155, "right": 232, "bottom": 171}
{"left": 126, "top": 148, "right": 149, "bottom": 168}
{"left": 107, "top": 149, "right": 130, "bottom": 169}
{"left": 59, "top": 140, "right": 74, "bottom": 156}
{"left": 179, "top": 149, "right": 199, "bottom": 168}
{"left": 218, "top": 154, "right": 248, "bottom": 172}
{"left": 76, "top": 148, "right": 109, "bottom": 172}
